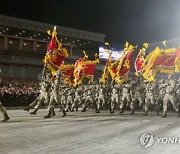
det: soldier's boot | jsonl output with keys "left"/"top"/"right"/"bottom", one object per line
{"left": 96, "top": 109, "right": 100, "bottom": 113}
{"left": 161, "top": 111, "right": 167, "bottom": 118}
{"left": 81, "top": 108, "right": 86, "bottom": 112}
{"left": 2, "top": 113, "right": 10, "bottom": 122}
{"left": 30, "top": 108, "right": 38, "bottom": 115}
{"left": 143, "top": 110, "right": 148, "bottom": 116}
{"left": 130, "top": 109, "right": 135, "bottom": 115}
{"left": 177, "top": 109, "right": 180, "bottom": 117}
{"left": 75, "top": 108, "right": 78, "bottom": 112}
{"left": 51, "top": 109, "right": 56, "bottom": 117}
{"left": 110, "top": 109, "right": 114, "bottom": 114}
{"left": 23, "top": 106, "right": 30, "bottom": 112}
{"left": 61, "top": 111, "right": 67, "bottom": 118}
{"left": 156, "top": 109, "right": 160, "bottom": 116}
{"left": 44, "top": 108, "right": 52, "bottom": 118}
{"left": 71, "top": 108, "right": 74, "bottom": 112}
{"left": 119, "top": 108, "right": 124, "bottom": 114}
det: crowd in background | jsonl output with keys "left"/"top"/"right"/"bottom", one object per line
{"left": 0, "top": 78, "right": 39, "bottom": 106}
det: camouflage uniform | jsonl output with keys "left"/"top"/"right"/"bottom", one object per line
{"left": 96, "top": 87, "right": 105, "bottom": 113}
{"left": 45, "top": 71, "right": 66, "bottom": 118}
{"left": 162, "top": 76, "right": 180, "bottom": 118}
{"left": 110, "top": 87, "right": 119, "bottom": 113}
{"left": 119, "top": 82, "right": 131, "bottom": 114}
{"left": 0, "top": 101, "right": 10, "bottom": 122}
{"left": 130, "top": 79, "right": 144, "bottom": 115}
{"left": 143, "top": 81, "right": 156, "bottom": 116}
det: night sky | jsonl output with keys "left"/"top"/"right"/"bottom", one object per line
{"left": 1, "top": 0, "right": 180, "bottom": 45}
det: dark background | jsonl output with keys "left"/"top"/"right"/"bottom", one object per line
{"left": 1, "top": 0, "right": 180, "bottom": 45}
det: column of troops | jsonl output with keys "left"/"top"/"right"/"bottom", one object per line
{"left": 1, "top": 70, "right": 180, "bottom": 122}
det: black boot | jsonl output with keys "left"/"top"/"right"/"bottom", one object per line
{"left": 143, "top": 110, "right": 148, "bottom": 116}
{"left": 119, "top": 108, "right": 124, "bottom": 114}
{"left": 81, "top": 108, "right": 86, "bottom": 112}
{"left": 61, "top": 111, "right": 67, "bottom": 118}
{"left": 130, "top": 109, "right": 134, "bottom": 115}
{"left": 44, "top": 110, "right": 52, "bottom": 118}
{"left": 51, "top": 108, "right": 56, "bottom": 117}
{"left": 177, "top": 110, "right": 180, "bottom": 117}
{"left": 161, "top": 111, "right": 167, "bottom": 118}
{"left": 23, "top": 106, "right": 30, "bottom": 112}
{"left": 30, "top": 109, "right": 38, "bottom": 115}
{"left": 156, "top": 109, "right": 160, "bottom": 116}
{"left": 2, "top": 113, "right": 10, "bottom": 122}
{"left": 96, "top": 109, "right": 100, "bottom": 113}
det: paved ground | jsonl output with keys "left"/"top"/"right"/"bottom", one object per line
{"left": 1, "top": 109, "right": 180, "bottom": 154}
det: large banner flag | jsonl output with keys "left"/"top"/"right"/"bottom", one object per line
{"left": 73, "top": 52, "right": 100, "bottom": 86}
{"left": 107, "top": 42, "right": 136, "bottom": 84}
{"left": 100, "top": 50, "right": 112, "bottom": 84}
{"left": 43, "top": 26, "right": 68, "bottom": 76}
{"left": 142, "top": 47, "right": 180, "bottom": 81}
{"left": 135, "top": 43, "right": 149, "bottom": 76}
{"left": 114, "top": 49, "right": 134, "bottom": 83}
{"left": 59, "top": 64, "right": 75, "bottom": 85}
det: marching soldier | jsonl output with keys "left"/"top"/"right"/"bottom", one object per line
{"left": 130, "top": 77, "right": 144, "bottom": 115}
{"left": 96, "top": 87, "right": 105, "bottom": 113}
{"left": 23, "top": 71, "right": 51, "bottom": 114}
{"left": 162, "top": 75, "right": 180, "bottom": 118}
{"left": 143, "top": 81, "right": 156, "bottom": 116}
{"left": 110, "top": 86, "right": 119, "bottom": 113}
{"left": 119, "top": 80, "right": 131, "bottom": 114}
{"left": 0, "top": 101, "right": 10, "bottom": 122}
{"left": 44, "top": 71, "right": 66, "bottom": 118}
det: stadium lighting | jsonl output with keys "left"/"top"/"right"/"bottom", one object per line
{"left": 23, "top": 30, "right": 25, "bottom": 33}
{"left": 88, "top": 41, "right": 91, "bottom": 44}
{"left": 77, "top": 40, "right": 79, "bottom": 42}
{"left": 19, "top": 32, "right": 21, "bottom": 35}
{"left": 9, "top": 41, "right": 13, "bottom": 44}
{"left": 6, "top": 28, "right": 9, "bottom": 31}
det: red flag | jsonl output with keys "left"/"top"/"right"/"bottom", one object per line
{"left": 74, "top": 58, "right": 96, "bottom": 79}
{"left": 49, "top": 50, "right": 65, "bottom": 68}
{"left": 119, "top": 50, "right": 134, "bottom": 77}
{"left": 47, "top": 37, "right": 57, "bottom": 51}
{"left": 153, "top": 49, "right": 180, "bottom": 68}
{"left": 135, "top": 55, "right": 144, "bottom": 73}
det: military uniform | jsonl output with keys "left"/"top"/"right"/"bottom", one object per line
{"left": 119, "top": 82, "right": 131, "bottom": 114}
{"left": 82, "top": 90, "right": 93, "bottom": 112}
{"left": 0, "top": 101, "right": 10, "bottom": 122}
{"left": 162, "top": 76, "right": 180, "bottom": 117}
{"left": 96, "top": 88, "right": 105, "bottom": 113}
{"left": 45, "top": 71, "right": 66, "bottom": 118}
{"left": 130, "top": 80, "right": 144, "bottom": 115}
{"left": 143, "top": 81, "right": 156, "bottom": 116}
{"left": 110, "top": 87, "right": 118, "bottom": 113}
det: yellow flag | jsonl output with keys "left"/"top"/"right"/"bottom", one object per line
{"left": 105, "top": 42, "right": 109, "bottom": 46}
{"left": 143, "top": 43, "right": 149, "bottom": 48}
{"left": 83, "top": 50, "right": 88, "bottom": 59}
{"left": 125, "top": 41, "right": 129, "bottom": 48}
{"left": 163, "top": 41, "right": 167, "bottom": 48}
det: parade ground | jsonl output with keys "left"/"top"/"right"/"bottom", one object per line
{"left": 0, "top": 109, "right": 180, "bottom": 154}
